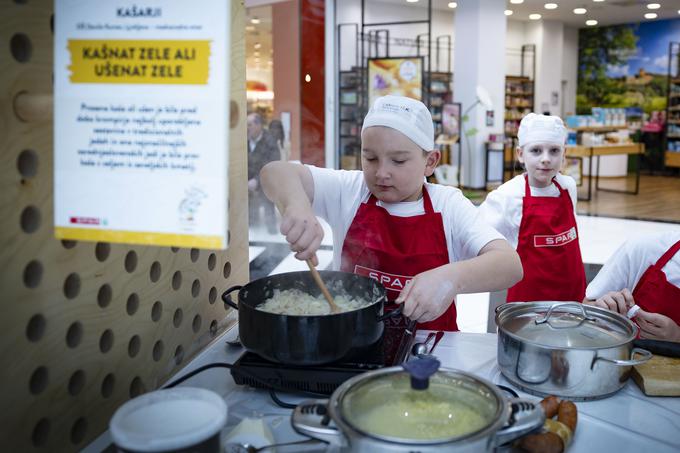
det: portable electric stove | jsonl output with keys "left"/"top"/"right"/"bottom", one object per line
{"left": 230, "top": 317, "right": 416, "bottom": 395}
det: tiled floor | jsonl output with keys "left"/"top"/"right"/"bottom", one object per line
{"left": 248, "top": 213, "right": 680, "bottom": 333}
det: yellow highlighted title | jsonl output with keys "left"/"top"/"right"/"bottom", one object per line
{"left": 56, "top": 226, "right": 223, "bottom": 249}
{"left": 68, "top": 39, "right": 211, "bottom": 84}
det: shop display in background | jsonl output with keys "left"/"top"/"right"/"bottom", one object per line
{"left": 339, "top": 68, "right": 363, "bottom": 170}
{"left": 504, "top": 75, "right": 534, "bottom": 137}
{"left": 429, "top": 72, "right": 453, "bottom": 137}
{"left": 665, "top": 42, "right": 680, "bottom": 168}
{"left": 504, "top": 73, "right": 535, "bottom": 176}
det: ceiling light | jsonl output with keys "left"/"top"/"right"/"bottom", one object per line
{"left": 305, "top": 74, "right": 312, "bottom": 82}
{"left": 448, "top": 2, "right": 457, "bottom": 8}
{"left": 406, "top": 0, "right": 419, "bottom": 3}
{"left": 505, "top": 9, "right": 514, "bottom": 16}
{"left": 254, "top": 43, "right": 261, "bottom": 49}
{"left": 593, "top": 0, "right": 605, "bottom": 2}
{"left": 510, "top": 0, "right": 524, "bottom": 4}
{"left": 574, "top": 8, "right": 587, "bottom": 14}
{"left": 647, "top": 3, "right": 660, "bottom": 10}
{"left": 586, "top": 19, "right": 598, "bottom": 26}
{"left": 251, "top": 17, "right": 260, "bottom": 24}
{"left": 545, "top": 3, "right": 558, "bottom": 9}
{"left": 644, "top": 12, "right": 657, "bottom": 19}
{"left": 529, "top": 13, "right": 542, "bottom": 20}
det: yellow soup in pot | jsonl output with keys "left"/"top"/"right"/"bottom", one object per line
{"left": 346, "top": 385, "right": 491, "bottom": 440}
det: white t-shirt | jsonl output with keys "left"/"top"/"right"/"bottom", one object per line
{"left": 307, "top": 166, "right": 504, "bottom": 271}
{"left": 586, "top": 232, "right": 680, "bottom": 299}
{"left": 477, "top": 173, "right": 578, "bottom": 248}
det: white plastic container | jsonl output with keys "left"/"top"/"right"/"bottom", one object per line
{"left": 110, "top": 387, "right": 227, "bottom": 453}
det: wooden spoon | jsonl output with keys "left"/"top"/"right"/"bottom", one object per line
{"left": 306, "top": 259, "right": 340, "bottom": 314}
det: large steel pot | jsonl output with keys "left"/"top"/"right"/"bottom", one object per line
{"left": 291, "top": 357, "right": 544, "bottom": 452}
{"left": 221, "top": 270, "right": 401, "bottom": 365}
{"left": 496, "top": 302, "right": 653, "bottom": 400}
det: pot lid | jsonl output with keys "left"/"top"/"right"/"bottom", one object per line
{"left": 338, "top": 357, "right": 502, "bottom": 443}
{"left": 496, "top": 302, "right": 636, "bottom": 348}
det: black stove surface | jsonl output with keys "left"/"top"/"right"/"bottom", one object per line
{"left": 231, "top": 317, "right": 416, "bottom": 395}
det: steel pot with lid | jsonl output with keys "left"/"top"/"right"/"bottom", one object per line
{"left": 291, "top": 357, "right": 545, "bottom": 452}
{"left": 495, "top": 302, "right": 653, "bottom": 400}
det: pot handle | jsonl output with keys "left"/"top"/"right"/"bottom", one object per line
{"left": 494, "top": 398, "right": 546, "bottom": 447}
{"left": 594, "top": 347, "right": 653, "bottom": 367}
{"left": 535, "top": 302, "right": 597, "bottom": 327}
{"left": 377, "top": 303, "right": 403, "bottom": 322}
{"left": 291, "top": 399, "right": 347, "bottom": 448}
{"left": 221, "top": 285, "right": 243, "bottom": 310}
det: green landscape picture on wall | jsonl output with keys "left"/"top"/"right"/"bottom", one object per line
{"left": 577, "top": 18, "right": 680, "bottom": 114}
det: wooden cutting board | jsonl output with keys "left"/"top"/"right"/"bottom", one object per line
{"left": 632, "top": 355, "right": 680, "bottom": 396}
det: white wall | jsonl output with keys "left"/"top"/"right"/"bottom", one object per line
{"left": 506, "top": 19, "right": 527, "bottom": 76}
{"left": 562, "top": 26, "right": 579, "bottom": 117}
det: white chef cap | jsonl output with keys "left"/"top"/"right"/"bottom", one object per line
{"left": 362, "top": 95, "right": 435, "bottom": 151}
{"left": 518, "top": 113, "right": 567, "bottom": 147}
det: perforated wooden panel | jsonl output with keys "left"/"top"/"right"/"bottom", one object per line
{"left": 0, "top": 1, "right": 247, "bottom": 451}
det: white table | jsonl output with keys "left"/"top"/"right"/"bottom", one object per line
{"left": 86, "top": 327, "right": 680, "bottom": 453}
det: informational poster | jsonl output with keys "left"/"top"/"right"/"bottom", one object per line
{"left": 367, "top": 57, "right": 423, "bottom": 108}
{"left": 54, "top": 0, "right": 230, "bottom": 249}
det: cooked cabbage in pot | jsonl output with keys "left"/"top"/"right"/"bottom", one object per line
{"left": 256, "top": 288, "right": 370, "bottom": 315}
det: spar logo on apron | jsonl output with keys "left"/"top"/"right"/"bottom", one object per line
{"left": 533, "top": 227, "right": 577, "bottom": 248}
{"left": 354, "top": 265, "right": 412, "bottom": 295}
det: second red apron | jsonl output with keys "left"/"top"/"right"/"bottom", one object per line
{"left": 632, "top": 239, "right": 680, "bottom": 326}
{"left": 340, "top": 187, "right": 458, "bottom": 331}
{"left": 506, "top": 175, "right": 586, "bottom": 303}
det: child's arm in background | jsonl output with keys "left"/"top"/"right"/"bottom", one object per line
{"left": 260, "top": 161, "right": 323, "bottom": 265}
{"left": 396, "top": 239, "right": 523, "bottom": 323}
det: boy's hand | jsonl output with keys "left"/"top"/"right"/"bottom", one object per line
{"left": 395, "top": 266, "right": 456, "bottom": 323}
{"left": 279, "top": 202, "right": 324, "bottom": 265}
{"left": 636, "top": 309, "right": 680, "bottom": 342}
{"left": 586, "top": 288, "right": 634, "bottom": 315}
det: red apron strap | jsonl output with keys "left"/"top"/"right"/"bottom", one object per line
{"left": 551, "top": 176, "right": 564, "bottom": 191}
{"left": 422, "top": 186, "right": 434, "bottom": 214}
{"left": 655, "top": 240, "right": 680, "bottom": 269}
{"left": 523, "top": 174, "right": 531, "bottom": 199}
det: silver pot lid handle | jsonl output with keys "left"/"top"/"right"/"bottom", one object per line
{"left": 535, "top": 302, "right": 597, "bottom": 328}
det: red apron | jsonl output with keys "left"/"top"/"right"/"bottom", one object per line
{"left": 507, "top": 175, "right": 586, "bottom": 302}
{"left": 632, "top": 239, "right": 680, "bottom": 325}
{"left": 340, "top": 187, "right": 458, "bottom": 331}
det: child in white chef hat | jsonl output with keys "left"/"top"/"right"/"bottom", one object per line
{"left": 479, "top": 113, "right": 586, "bottom": 303}
{"left": 260, "top": 95, "right": 522, "bottom": 331}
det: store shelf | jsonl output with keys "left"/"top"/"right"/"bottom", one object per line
{"left": 665, "top": 151, "right": 680, "bottom": 167}
{"left": 568, "top": 126, "right": 627, "bottom": 132}
{"left": 566, "top": 143, "right": 643, "bottom": 158}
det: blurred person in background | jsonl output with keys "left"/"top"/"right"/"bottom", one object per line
{"left": 247, "top": 113, "right": 279, "bottom": 233}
